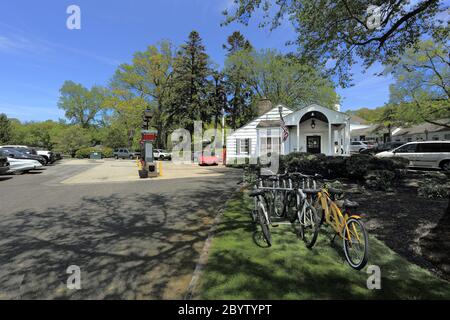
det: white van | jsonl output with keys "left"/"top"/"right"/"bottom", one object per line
{"left": 376, "top": 141, "right": 450, "bottom": 171}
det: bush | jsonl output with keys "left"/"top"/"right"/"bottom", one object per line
{"left": 102, "top": 147, "right": 113, "bottom": 158}
{"left": 74, "top": 146, "right": 114, "bottom": 159}
{"left": 418, "top": 184, "right": 449, "bottom": 199}
{"left": 365, "top": 170, "right": 396, "bottom": 191}
{"left": 75, "top": 147, "right": 95, "bottom": 159}
{"left": 345, "top": 154, "right": 372, "bottom": 180}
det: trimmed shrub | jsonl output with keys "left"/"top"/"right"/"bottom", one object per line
{"left": 74, "top": 146, "right": 114, "bottom": 159}
{"left": 75, "top": 147, "right": 94, "bottom": 159}
{"left": 346, "top": 154, "right": 372, "bottom": 180}
{"left": 323, "top": 156, "right": 347, "bottom": 179}
{"left": 365, "top": 170, "right": 396, "bottom": 191}
{"left": 418, "top": 184, "right": 449, "bottom": 199}
{"left": 102, "top": 147, "right": 113, "bottom": 158}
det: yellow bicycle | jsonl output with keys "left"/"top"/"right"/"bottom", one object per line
{"left": 313, "top": 183, "right": 369, "bottom": 270}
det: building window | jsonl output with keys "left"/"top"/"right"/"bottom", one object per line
{"left": 236, "top": 138, "right": 250, "bottom": 155}
{"left": 445, "top": 134, "right": 450, "bottom": 140}
{"left": 260, "top": 137, "right": 281, "bottom": 154}
{"left": 432, "top": 136, "right": 439, "bottom": 141}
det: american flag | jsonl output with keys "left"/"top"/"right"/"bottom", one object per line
{"left": 279, "top": 107, "right": 289, "bottom": 142}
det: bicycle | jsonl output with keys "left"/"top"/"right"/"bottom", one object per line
{"left": 313, "top": 182, "right": 369, "bottom": 270}
{"left": 280, "top": 173, "right": 321, "bottom": 248}
{"left": 249, "top": 187, "right": 272, "bottom": 246}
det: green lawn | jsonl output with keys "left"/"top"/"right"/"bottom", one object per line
{"left": 197, "top": 192, "right": 450, "bottom": 299}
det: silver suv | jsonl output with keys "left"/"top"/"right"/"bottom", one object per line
{"left": 113, "top": 148, "right": 138, "bottom": 159}
{"left": 376, "top": 141, "right": 450, "bottom": 171}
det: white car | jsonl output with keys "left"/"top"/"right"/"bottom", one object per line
{"left": 376, "top": 141, "right": 450, "bottom": 171}
{"left": 7, "top": 157, "right": 43, "bottom": 174}
{"left": 350, "top": 141, "right": 372, "bottom": 153}
{"left": 1, "top": 145, "right": 54, "bottom": 163}
{"left": 153, "top": 149, "right": 172, "bottom": 161}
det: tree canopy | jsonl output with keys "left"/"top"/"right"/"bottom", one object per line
{"left": 223, "top": 0, "right": 447, "bottom": 86}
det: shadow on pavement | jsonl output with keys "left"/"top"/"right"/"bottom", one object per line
{"left": 0, "top": 178, "right": 237, "bottom": 299}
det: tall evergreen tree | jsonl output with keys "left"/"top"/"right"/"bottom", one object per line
{"left": 0, "top": 113, "right": 12, "bottom": 144}
{"left": 170, "top": 31, "right": 212, "bottom": 133}
{"left": 223, "top": 32, "right": 255, "bottom": 129}
{"left": 223, "top": 31, "right": 253, "bottom": 55}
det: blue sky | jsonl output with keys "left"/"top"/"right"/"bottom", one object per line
{"left": 1, "top": 0, "right": 396, "bottom": 122}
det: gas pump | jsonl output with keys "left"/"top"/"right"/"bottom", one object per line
{"left": 139, "top": 108, "right": 158, "bottom": 179}
{"left": 139, "top": 129, "right": 158, "bottom": 178}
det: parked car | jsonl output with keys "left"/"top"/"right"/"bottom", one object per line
{"left": 0, "top": 147, "right": 47, "bottom": 165}
{"left": 153, "top": 149, "right": 172, "bottom": 161}
{"left": 113, "top": 148, "right": 139, "bottom": 159}
{"left": 0, "top": 150, "right": 42, "bottom": 174}
{"left": 350, "top": 141, "right": 373, "bottom": 153}
{"left": 360, "top": 141, "right": 405, "bottom": 155}
{"left": 36, "top": 150, "right": 55, "bottom": 164}
{"left": 0, "top": 150, "right": 10, "bottom": 175}
{"left": 0, "top": 145, "right": 55, "bottom": 164}
{"left": 376, "top": 141, "right": 450, "bottom": 171}
{"left": 198, "top": 155, "right": 219, "bottom": 166}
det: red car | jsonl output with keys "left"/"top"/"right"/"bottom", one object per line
{"left": 198, "top": 155, "right": 219, "bottom": 166}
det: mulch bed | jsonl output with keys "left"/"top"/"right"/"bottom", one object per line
{"left": 341, "top": 173, "right": 450, "bottom": 281}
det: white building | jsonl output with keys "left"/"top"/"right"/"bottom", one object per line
{"left": 226, "top": 103, "right": 352, "bottom": 163}
{"left": 392, "top": 120, "right": 450, "bottom": 142}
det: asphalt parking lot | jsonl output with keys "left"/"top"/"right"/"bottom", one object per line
{"left": 0, "top": 160, "right": 241, "bottom": 299}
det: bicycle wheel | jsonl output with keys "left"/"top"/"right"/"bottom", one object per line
{"left": 343, "top": 218, "right": 369, "bottom": 270}
{"left": 285, "top": 193, "right": 298, "bottom": 223}
{"left": 273, "top": 190, "right": 285, "bottom": 217}
{"left": 299, "top": 202, "right": 320, "bottom": 248}
{"left": 257, "top": 201, "right": 272, "bottom": 246}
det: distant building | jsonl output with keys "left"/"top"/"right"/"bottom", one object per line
{"left": 392, "top": 119, "right": 450, "bottom": 142}
{"left": 350, "top": 119, "right": 450, "bottom": 143}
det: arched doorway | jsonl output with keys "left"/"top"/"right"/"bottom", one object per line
{"left": 299, "top": 111, "right": 329, "bottom": 154}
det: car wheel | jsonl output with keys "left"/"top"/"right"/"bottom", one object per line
{"left": 115, "top": 155, "right": 119, "bottom": 160}
{"left": 441, "top": 160, "right": 450, "bottom": 172}
{"left": 359, "top": 148, "right": 365, "bottom": 153}
{"left": 160, "top": 156, "right": 165, "bottom": 161}
{"left": 129, "top": 155, "right": 134, "bottom": 159}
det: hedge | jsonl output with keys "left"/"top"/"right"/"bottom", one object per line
{"left": 75, "top": 147, "right": 113, "bottom": 159}
{"left": 235, "top": 153, "right": 410, "bottom": 190}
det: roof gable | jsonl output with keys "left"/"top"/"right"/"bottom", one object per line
{"left": 284, "top": 104, "right": 350, "bottom": 126}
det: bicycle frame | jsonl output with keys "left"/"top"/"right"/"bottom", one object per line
{"left": 316, "top": 190, "right": 362, "bottom": 242}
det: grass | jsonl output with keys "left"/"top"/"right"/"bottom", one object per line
{"left": 197, "top": 192, "right": 450, "bottom": 299}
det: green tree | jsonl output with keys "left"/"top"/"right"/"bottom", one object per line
{"left": 223, "top": 0, "right": 446, "bottom": 86}
{"left": 52, "top": 125, "right": 91, "bottom": 157}
{"left": 223, "top": 31, "right": 253, "bottom": 54}
{"left": 58, "top": 81, "right": 107, "bottom": 128}
{"left": 387, "top": 39, "right": 450, "bottom": 127}
{"left": 110, "top": 41, "right": 175, "bottom": 148}
{"left": 169, "top": 31, "right": 213, "bottom": 134}
{"left": 223, "top": 32, "right": 255, "bottom": 129}
{"left": 243, "top": 50, "right": 339, "bottom": 108}
{"left": 0, "top": 113, "right": 12, "bottom": 144}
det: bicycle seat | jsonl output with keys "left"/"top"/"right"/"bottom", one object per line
{"left": 249, "top": 189, "right": 266, "bottom": 197}
{"left": 343, "top": 199, "right": 359, "bottom": 209}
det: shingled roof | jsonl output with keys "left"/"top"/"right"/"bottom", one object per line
{"left": 393, "top": 119, "right": 450, "bottom": 136}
